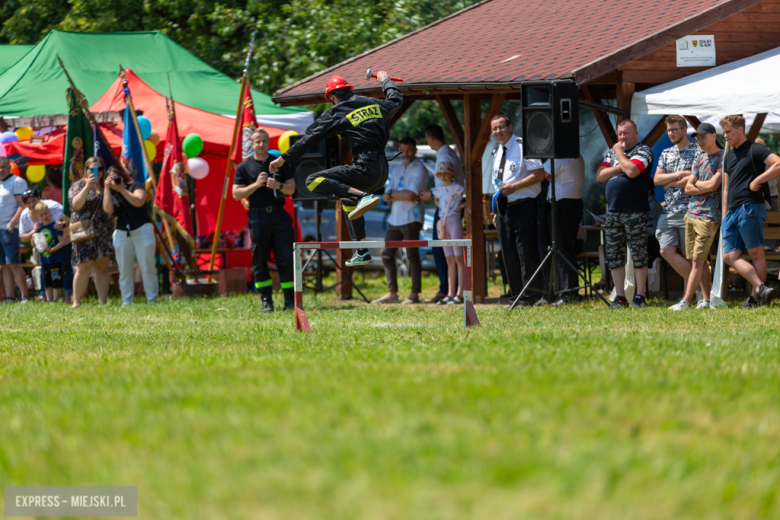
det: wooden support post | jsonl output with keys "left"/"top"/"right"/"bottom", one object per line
{"left": 581, "top": 85, "right": 616, "bottom": 148}
{"left": 471, "top": 93, "right": 505, "bottom": 160}
{"left": 436, "top": 95, "right": 465, "bottom": 159}
{"left": 616, "top": 81, "right": 635, "bottom": 121}
{"left": 642, "top": 116, "right": 668, "bottom": 147}
{"left": 463, "top": 94, "right": 486, "bottom": 302}
{"left": 684, "top": 115, "right": 703, "bottom": 130}
{"left": 748, "top": 113, "right": 767, "bottom": 141}
{"left": 335, "top": 139, "right": 353, "bottom": 299}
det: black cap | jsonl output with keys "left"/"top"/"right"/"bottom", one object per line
{"left": 690, "top": 123, "right": 717, "bottom": 136}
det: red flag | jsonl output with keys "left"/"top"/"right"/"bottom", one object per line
{"left": 231, "top": 82, "right": 257, "bottom": 164}
{"left": 154, "top": 107, "right": 195, "bottom": 249}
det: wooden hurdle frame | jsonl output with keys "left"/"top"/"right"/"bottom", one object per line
{"left": 293, "top": 239, "right": 480, "bottom": 331}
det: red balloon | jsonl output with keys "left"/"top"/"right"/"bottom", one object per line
{"left": 10, "top": 162, "right": 20, "bottom": 176}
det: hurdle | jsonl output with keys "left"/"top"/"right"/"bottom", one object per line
{"left": 293, "top": 239, "right": 480, "bottom": 331}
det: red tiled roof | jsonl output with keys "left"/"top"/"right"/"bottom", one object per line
{"left": 273, "top": 0, "right": 760, "bottom": 105}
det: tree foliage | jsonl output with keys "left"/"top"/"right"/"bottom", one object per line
{"left": 1, "top": 0, "right": 480, "bottom": 142}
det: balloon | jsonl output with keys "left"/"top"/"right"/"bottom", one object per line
{"left": 148, "top": 130, "right": 160, "bottom": 146}
{"left": 183, "top": 134, "right": 203, "bottom": 158}
{"left": 26, "top": 164, "right": 46, "bottom": 183}
{"left": 0, "top": 144, "right": 6, "bottom": 157}
{"left": 144, "top": 140, "right": 157, "bottom": 160}
{"left": 10, "top": 162, "right": 20, "bottom": 176}
{"left": 277, "top": 130, "right": 298, "bottom": 154}
{"left": 268, "top": 149, "right": 282, "bottom": 156}
{"left": 136, "top": 115, "right": 152, "bottom": 140}
{"left": 0, "top": 131, "right": 18, "bottom": 144}
{"left": 187, "top": 157, "right": 209, "bottom": 180}
{"left": 14, "top": 127, "right": 33, "bottom": 141}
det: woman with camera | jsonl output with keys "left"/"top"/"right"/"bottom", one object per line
{"left": 103, "top": 166, "right": 158, "bottom": 306}
{"left": 68, "top": 157, "right": 115, "bottom": 308}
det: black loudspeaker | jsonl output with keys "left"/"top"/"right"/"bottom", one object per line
{"left": 521, "top": 81, "right": 579, "bottom": 159}
{"left": 289, "top": 135, "right": 339, "bottom": 199}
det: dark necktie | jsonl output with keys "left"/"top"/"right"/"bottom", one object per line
{"left": 498, "top": 146, "right": 507, "bottom": 181}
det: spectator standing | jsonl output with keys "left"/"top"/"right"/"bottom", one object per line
{"left": 19, "top": 188, "right": 72, "bottom": 303}
{"left": 653, "top": 115, "right": 700, "bottom": 295}
{"left": 430, "top": 161, "right": 465, "bottom": 304}
{"left": 596, "top": 119, "right": 654, "bottom": 309}
{"left": 490, "top": 115, "right": 545, "bottom": 306}
{"left": 542, "top": 155, "right": 585, "bottom": 304}
{"left": 671, "top": 124, "right": 724, "bottom": 310}
{"left": 0, "top": 156, "right": 29, "bottom": 303}
{"left": 720, "top": 115, "right": 780, "bottom": 307}
{"left": 69, "top": 157, "right": 115, "bottom": 308}
{"left": 33, "top": 202, "right": 69, "bottom": 302}
{"left": 103, "top": 166, "right": 158, "bottom": 306}
{"left": 233, "top": 128, "right": 296, "bottom": 312}
{"left": 373, "top": 137, "right": 427, "bottom": 304}
{"left": 422, "top": 124, "right": 464, "bottom": 304}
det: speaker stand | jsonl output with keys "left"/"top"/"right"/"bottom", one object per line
{"left": 508, "top": 158, "right": 610, "bottom": 310}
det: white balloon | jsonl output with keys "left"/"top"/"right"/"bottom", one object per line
{"left": 187, "top": 157, "right": 209, "bottom": 180}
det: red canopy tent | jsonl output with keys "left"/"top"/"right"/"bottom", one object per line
{"left": 4, "top": 68, "right": 291, "bottom": 236}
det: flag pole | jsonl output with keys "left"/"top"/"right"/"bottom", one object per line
{"left": 121, "top": 75, "right": 178, "bottom": 253}
{"left": 57, "top": 57, "right": 185, "bottom": 282}
{"left": 208, "top": 32, "right": 256, "bottom": 278}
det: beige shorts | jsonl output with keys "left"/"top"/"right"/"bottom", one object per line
{"left": 684, "top": 214, "right": 719, "bottom": 260}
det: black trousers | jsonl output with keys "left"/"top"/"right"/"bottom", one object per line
{"left": 496, "top": 198, "right": 542, "bottom": 299}
{"left": 537, "top": 186, "right": 551, "bottom": 290}
{"left": 381, "top": 222, "right": 422, "bottom": 294}
{"left": 306, "top": 151, "right": 388, "bottom": 241}
{"left": 248, "top": 207, "right": 294, "bottom": 290}
{"left": 548, "top": 198, "right": 584, "bottom": 292}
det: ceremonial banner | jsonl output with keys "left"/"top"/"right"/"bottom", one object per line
{"left": 93, "top": 125, "right": 121, "bottom": 172}
{"left": 231, "top": 82, "right": 257, "bottom": 164}
{"left": 121, "top": 105, "right": 149, "bottom": 184}
{"left": 62, "top": 88, "right": 93, "bottom": 217}
{"left": 154, "top": 108, "right": 194, "bottom": 248}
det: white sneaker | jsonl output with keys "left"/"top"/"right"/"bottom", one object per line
{"left": 669, "top": 300, "right": 690, "bottom": 311}
{"left": 348, "top": 195, "right": 381, "bottom": 220}
{"left": 696, "top": 299, "right": 710, "bottom": 309}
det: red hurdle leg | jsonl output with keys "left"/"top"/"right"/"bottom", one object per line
{"left": 463, "top": 244, "right": 481, "bottom": 328}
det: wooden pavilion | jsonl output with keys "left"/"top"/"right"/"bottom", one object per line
{"left": 273, "top": 0, "right": 780, "bottom": 301}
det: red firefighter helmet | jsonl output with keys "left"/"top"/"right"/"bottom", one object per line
{"left": 324, "top": 75, "right": 353, "bottom": 101}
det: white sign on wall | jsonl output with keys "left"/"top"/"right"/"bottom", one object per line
{"left": 676, "top": 35, "right": 716, "bottom": 67}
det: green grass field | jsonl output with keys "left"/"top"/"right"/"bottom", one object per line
{"left": 1, "top": 275, "right": 779, "bottom": 519}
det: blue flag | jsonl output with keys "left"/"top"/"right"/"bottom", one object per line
{"left": 93, "top": 126, "right": 120, "bottom": 173}
{"left": 121, "top": 106, "right": 149, "bottom": 184}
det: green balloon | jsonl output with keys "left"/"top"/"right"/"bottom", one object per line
{"left": 183, "top": 134, "right": 204, "bottom": 158}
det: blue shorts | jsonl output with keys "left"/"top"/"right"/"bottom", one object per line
{"left": 0, "top": 228, "right": 21, "bottom": 265}
{"left": 722, "top": 203, "right": 767, "bottom": 254}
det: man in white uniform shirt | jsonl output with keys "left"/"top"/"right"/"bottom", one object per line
{"left": 373, "top": 137, "right": 428, "bottom": 304}
{"left": 490, "top": 115, "right": 545, "bottom": 306}
{"left": 543, "top": 155, "right": 585, "bottom": 303}
{"left": 421, "top": 124, "right": 463, "bottom": 303}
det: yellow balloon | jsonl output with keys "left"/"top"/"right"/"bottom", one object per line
{"left": 15, "top": 127, "right": 33, "bottom": 141}
{"left": 277, "top": 130, "right": 298, "bottom": 154}
{"left": 26, "top": 164, "right": 46, "bottom": 183}
{"left": 144, "top": 140, "right": 157, "bottom": 160}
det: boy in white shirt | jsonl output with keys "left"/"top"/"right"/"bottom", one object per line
{"left": 426, "top": 162, "right": 465, "bottom": 304}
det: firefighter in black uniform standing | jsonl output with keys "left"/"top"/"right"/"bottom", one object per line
{"left": 233, "top": 128, "right": 296, "bottom": 312}
{"left": 269, "top": 71, "right": 402, "bottom": 266}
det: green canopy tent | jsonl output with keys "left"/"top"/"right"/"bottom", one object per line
{"left": 0, "top": 30, "right": 305, "bottom": 120}
{"left": 0, "top": 45, "right": 34, "bottom": 76}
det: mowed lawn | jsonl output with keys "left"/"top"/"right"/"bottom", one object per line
{"left": 1, "top": 276, "right": 779, "bottom": 520}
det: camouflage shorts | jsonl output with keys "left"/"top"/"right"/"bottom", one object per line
{"left": 605, "top": 210, "right": 650, "bottom": 269}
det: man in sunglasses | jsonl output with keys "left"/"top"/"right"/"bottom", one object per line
{"left": 0, "top": 157, "right": 29, "bottom": 303}
{"left": 269, "top": 71, "right": 402, "bottom": 267}
{"left": 653, "top": 115, "right": 701, "bottom": 299}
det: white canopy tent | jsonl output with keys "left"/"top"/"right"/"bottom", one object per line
{"left": 632, "top": 45, "right": 780, "bottom": 117}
